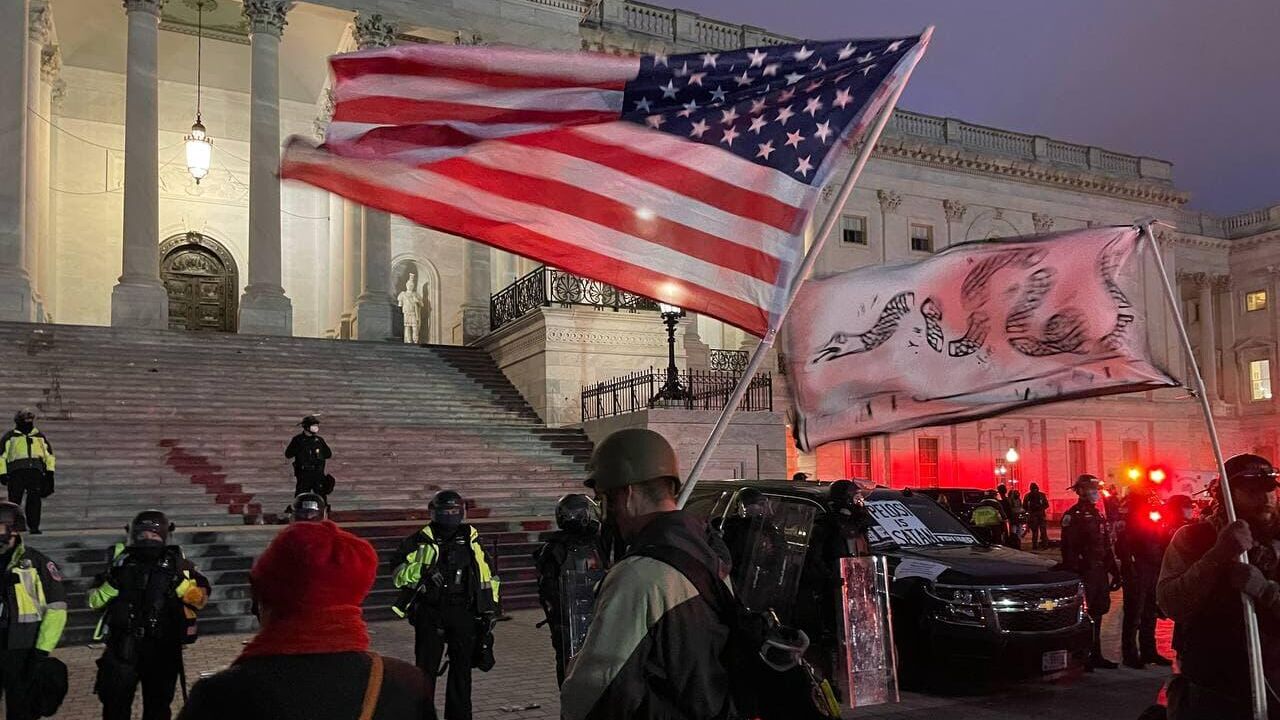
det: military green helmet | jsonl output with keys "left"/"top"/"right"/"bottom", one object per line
{"left": 586, "top": 428, "right": 680, "bottom": 492}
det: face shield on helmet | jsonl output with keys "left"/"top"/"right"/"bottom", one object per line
{"left": 127, "top": 511, "right": 173, "bottom": 560}
{"left": 292, "top": 493, "right": 327, "bottom": 522}
{"left": 556, "top": 494, "right": 600, "bottom": 535}
{"left": 737, "top": 488, "right": 772, "bottom": 519}
{"left": 430, "top": 490, "right": 466, "bottom": 531}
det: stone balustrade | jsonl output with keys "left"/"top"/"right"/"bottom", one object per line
{"left": 1223, "top": 205, "right": 1280, "bottom": 237}
{"left": 886, "top": 110, "right": 1169, "bottom": 183}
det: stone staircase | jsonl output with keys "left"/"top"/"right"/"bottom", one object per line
{"left": 0, "top": 322, "right": 590, "bottom": 643}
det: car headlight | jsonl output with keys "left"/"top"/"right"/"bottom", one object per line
{"left": 931, "top": 585, "right": 988, "bottom": 626}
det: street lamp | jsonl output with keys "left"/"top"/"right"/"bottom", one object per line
{"left": 1005, "top": 447, "right": 1020, "bottom": 464}
{"left": 651, "top": 302, "right": 690, "bottom": 405}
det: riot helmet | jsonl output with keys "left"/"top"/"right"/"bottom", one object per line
{"left": 828, "top": 480, "right": 863, "bottom": 513}
{"left": 430, "top": 490, "right": 466, "bottom": 531}
{"left": 13, "top": 409, "right": 34, "bottom": 433}
{"left": 0, "top": 502, "right": 27, "bottom": 546}
{"left": 300, "top": 415, "right": 321, "bottom": 434}
{"left": 555, "top": 493, "right": 599, "bottom": 535}
{"left": 737, "top": 487, "right": 771, "bottom": 518}
{"left": 127, "top": 510, "right": 173, "bottom": 550}
{"left": 292, "top": 492, "right": 328, "bottom": 522}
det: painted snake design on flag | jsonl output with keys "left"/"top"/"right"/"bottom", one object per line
{"left": 813, "top": 292, "right": 915, "bottom": 363}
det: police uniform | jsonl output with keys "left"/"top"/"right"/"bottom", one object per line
{"left": 0, "top": 531, "right": 67, "bottom": 720}
{"left": 393, "top": 517, "right": 499, "bottom": 720}
{"left": 284, "top": 423, "right": 332, "bottom": 498}
{"left": 1116, "top": 491, "right": 1171, "bottom": 668}
{"left": 89, "top": 531, "right": 210, "bottom": 720}
{"left": 0, "top": 416, "right": 55, "bottom": 534}
{"left": 533, "top": 527, "right": 603, "bottom": 686}
{"left": 1060, "top": 477, "right": 1120, "bottom": 669}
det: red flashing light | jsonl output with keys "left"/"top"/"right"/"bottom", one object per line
{"left": 1149, "top": 468, "right": 1167, "bottom": 484}
{"left": 1149, "top": 510, "right": 1163, "bottom": 523}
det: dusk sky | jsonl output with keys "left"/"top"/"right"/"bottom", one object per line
{"left": 674, "top": 0, "right": 1279, "bottom": 217}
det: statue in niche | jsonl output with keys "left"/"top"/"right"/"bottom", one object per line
{"left": 397, "top": 274, "right": 423, "bottom": 344}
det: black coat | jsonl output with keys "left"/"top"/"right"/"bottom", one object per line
{"left": 177, "top": 652, "right": 429, "bottom": 720}
{"left": 285, "top": 433, "right": 332, "bottom": 476}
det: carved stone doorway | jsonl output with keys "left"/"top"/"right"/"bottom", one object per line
{"left": 160, "top": 232, "right": 239, "bottom": 332}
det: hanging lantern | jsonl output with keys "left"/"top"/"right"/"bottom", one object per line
{"left": 185, "top": 119, "right": 212, "bottom": 183}
{"left": 186, "top": 0, "right": 213, "bottom": 183}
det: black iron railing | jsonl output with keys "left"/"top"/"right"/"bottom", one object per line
{"left": 709, "top": 349, "right": 749, "bottom": 373}
{"left": 581, "top": 367, "right": 773, "bottom": 421}
{"left": 490, "top": 265, "right": 661, "bottom": 331}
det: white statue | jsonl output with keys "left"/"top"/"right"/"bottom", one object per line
{"left": 397, "top": 274, "right": 423, "bottom": 344}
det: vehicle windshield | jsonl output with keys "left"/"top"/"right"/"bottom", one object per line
{"left": 864, "top": 494, "right": 979, "bottom": 547}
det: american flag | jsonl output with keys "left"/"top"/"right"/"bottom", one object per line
{"left": 281, "top": 35, "right": 929, "bottom": 336}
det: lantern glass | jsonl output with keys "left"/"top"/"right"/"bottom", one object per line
{"left": 185, "top": 122, "right": 212, "bottom": 182}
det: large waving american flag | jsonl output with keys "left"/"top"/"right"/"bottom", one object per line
{"left": 281, "top": 35, "right": 929, "bottom": 336}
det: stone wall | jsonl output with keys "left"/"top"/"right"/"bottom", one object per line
{"left": 481, "top": 305, "right": 693, "bottom": 426}
{"left": 580, "top": 408, "right": 787, "bottom": 481}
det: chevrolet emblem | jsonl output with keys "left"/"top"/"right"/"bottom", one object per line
{"left": 1037, "top": 599, "right": 1059, "bottom": 611}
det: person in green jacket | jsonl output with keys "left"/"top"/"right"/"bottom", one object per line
{"left": 0, "top": 501, "right": 66, "bottom": 720}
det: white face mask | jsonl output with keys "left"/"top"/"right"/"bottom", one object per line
{"left": 307, "top": 425, "right": 320, "bottom": 434}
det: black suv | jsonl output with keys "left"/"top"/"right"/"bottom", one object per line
{"left": 686, "top": 479, "right": 1091, "bottom": 683}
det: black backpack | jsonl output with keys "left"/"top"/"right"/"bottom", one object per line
{"left": 630, "top": 543, "right": 799, "bottom": 720}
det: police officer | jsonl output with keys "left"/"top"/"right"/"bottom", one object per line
{"left": 719, "top": 487, "right": 774, "bottom": 568}
{"left": 532, "top": 494, "right": 603, "bottom": 686}
{"left": 0, "top": 502, "right": 66, "bottom": 720}
{"left": 392, "top": 490, "right": 500, "bottom": 720}
{"left": 1116, "top": 481, "right": 1172, "bottom": 668}
{"left": 89, "top": 510, "right": 211, "bottom": 720}
{"left": 1061, "top": 474, "right": 1122, "bottom": 670}
{"left": 0, "top": 410, "right": 55, "bottom": 534}
{"left": 797, "top": 480, "right": 877, "bottom": 693}
{"left": 284, "top": 416, "right": 332, "bottom": 498}
{"left": 290, "top": 492, "right": 328, "bottom": 523}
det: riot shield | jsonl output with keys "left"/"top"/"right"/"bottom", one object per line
{"left": 731, "top": 503, "right": 816, "bottom": 621}
{"left": 560, "top": 568, "right": 606, "bottom": 663}
{"left": 837, "top": 555, "right": 898, "bottom": 709}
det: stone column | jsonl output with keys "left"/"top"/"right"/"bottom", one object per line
{"left": 25, "top": 2, "right": 50, "bottom": 318}
{"left": 877, "top": 189, "right": 901, "bottom": 265}
{"left": 111, "top": 0, "right": 169, "bottom": 329}
{"left": 37, "top": 45, "right": 57, "bottom": 321}
{"left": 325, "top": 193, "right": 343, "bottom": 337}
{"left": 351, "top": 12, "right": 396, "bottom": 341}
{"left": 354, "top": 209, "right": 393, "bottom": 340}
{"left": 942, "top": 199, "right": 966, "bottom": 249}
{"left": 1216, "top": 275, "right": 1238, "bottom": 405}
{"left": 339, "top": 198, "right": 360, "bottom": 338}
{"left": 1190, "top": 273, "right": 1219, "bottom": 403}
{"left": 238, "top": 0, "right": 292, "bottom": 336}
{"left": 0, "top": 0, "right": 33, "bottom": 322}
{"left": 458, "top": 240, "right": 491, "bottom": 344}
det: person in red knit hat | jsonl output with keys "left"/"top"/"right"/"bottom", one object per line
{"left": 177, "top": 521, "right": 429, "bottom": 720}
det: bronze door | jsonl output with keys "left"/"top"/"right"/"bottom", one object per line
{"left": 162, "top": 244, "right": 235, "bottom": 332}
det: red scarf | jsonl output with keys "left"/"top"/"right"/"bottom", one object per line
{"left": 236, "top": 604, "right": 369, "bottom": 662}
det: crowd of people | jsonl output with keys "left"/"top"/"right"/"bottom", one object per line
{"left": 2, "top": 406, "right": 1280, "bottom": 719}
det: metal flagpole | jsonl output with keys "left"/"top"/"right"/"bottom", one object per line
{"left": 1140, "top": 220, "right": 1268, "bottom": 720}
{"left": 676, "top": 26, "right": 934, "bottom": 509}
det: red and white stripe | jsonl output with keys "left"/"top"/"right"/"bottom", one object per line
{"left": 283, "top": 44, "right": 887, "bottom": 335}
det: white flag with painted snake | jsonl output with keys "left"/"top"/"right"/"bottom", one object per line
{"left": 785, "top": 226, "right": 1178, "bottom": 450}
